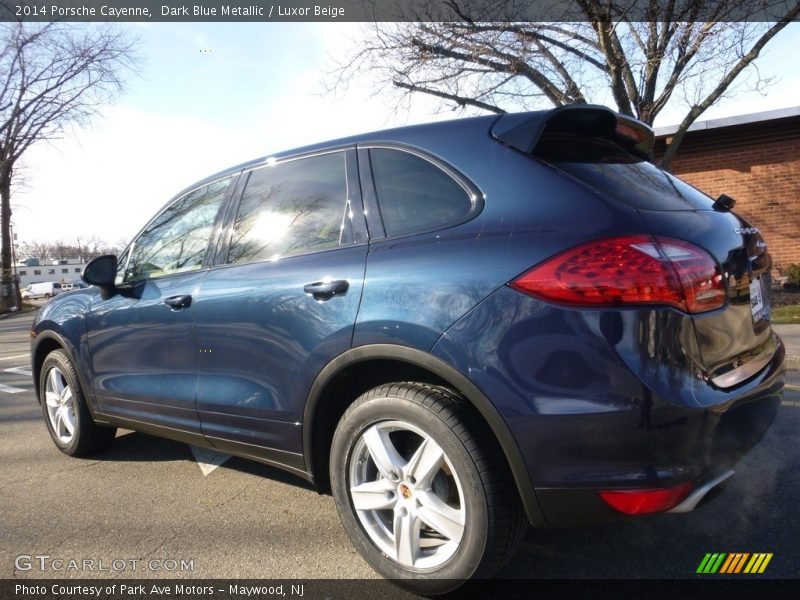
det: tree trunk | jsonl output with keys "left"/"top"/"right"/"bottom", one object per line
{"left": 0, "top": 164, "right": 16, "bottom": 312}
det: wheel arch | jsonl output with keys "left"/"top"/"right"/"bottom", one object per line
{"left": 32, "top": 331, "right": 98, "bottom": 420}
{"left": 302, "top": 344, "right": 547, "bottom": 526}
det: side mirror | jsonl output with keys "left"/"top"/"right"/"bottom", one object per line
{"left": 82, "top": 255, "right": 118, "bottom": 298}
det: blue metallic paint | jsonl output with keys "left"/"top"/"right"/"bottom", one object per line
{"left": 85, "top": 271, "right": 208, "bottom": 434}
{"left": 193, "top": 245, "right": 368, "bottom": 456}
{"left": 432, "top": 285, "right": 783, "bottom": 494}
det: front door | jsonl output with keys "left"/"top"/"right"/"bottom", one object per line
{"left": 86, "top": 177, "right": 233, "bottom": 441}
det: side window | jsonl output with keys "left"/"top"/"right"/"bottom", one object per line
{"left": 228, "top": 152, "right": 348, "bottom": 264}
{"left": 124, "top": 178, "right": 230, "bottom": 283}
{"left": 370, "top": 149, "right": 473, "bottom": 237}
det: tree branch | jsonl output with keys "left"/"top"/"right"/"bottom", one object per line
{"left": 393, "top": 79, "right": 504, "bottom": 113}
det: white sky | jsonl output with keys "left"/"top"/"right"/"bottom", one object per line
{"left": 12, "top": 22, "right": 800, "bottom": 248}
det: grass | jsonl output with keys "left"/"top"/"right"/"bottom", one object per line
{"left": 772, "top": 305, "right": 800, "bottom": 324}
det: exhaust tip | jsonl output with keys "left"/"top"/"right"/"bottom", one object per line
{"left": 667, "top": 470, "right": 735, "bottom": 514}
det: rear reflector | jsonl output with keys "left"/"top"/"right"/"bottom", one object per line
{"left": 598, "top": 482, "right": 694, "bottom": 515}
{"left": 509, "top": 235, "right": 724, "bottom": 313}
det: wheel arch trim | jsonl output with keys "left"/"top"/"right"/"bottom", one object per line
{"left": 31, "top": 330, "right": 103, "bottom": 422}
{"left": 302, "top": 343, "right": 547, "bottom": 526}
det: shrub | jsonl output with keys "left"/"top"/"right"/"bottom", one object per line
{"left": 785, "top": 264, "right": 800, "bottom": 286}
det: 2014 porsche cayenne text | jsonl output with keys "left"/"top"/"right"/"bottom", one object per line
{"left": 32, "top": 105, "right": 784, "bottom": 594}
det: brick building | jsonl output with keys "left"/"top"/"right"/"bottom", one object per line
{"left": 654, "top": 107, "right": 800, "bottom": 277}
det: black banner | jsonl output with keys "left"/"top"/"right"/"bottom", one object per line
{"left": 3, "top": 579, "right": 800, "bottom": 600}
{"left": 0, "top": 0, "right": 798, "bottom": 23}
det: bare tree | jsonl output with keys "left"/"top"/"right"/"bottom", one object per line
{"left": 329, "top": 0, "right": 798, "bottom": 168}
{"left": 18, "top": 239, "right": 52, "bottom": 263}
{"left": 0, "top": 22, "right": 136, "bottom": 309}
{"left": 18, "top": 236, "right": 122, "bottom": 264}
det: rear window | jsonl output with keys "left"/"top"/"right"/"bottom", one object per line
{"left": 538, "top": 135, "right": 714, "bottom": 211}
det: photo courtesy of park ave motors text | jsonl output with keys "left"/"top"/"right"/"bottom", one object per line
{"left": 0, "top": 1, "right": 799, "bottom": 597}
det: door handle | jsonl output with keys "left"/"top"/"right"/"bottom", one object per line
{"left": 164, "top": 294, "right": 192, "bottom": 310}
{"left": 303, "top": 279, "right": 349, "bottom": 301}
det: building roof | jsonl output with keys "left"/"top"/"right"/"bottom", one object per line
{"left": 654, "top": 106, "right": 800, "bottom": 138}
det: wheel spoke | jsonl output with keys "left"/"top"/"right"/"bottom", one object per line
{"left": 54, "top": 407, "right": 65, "bottom": 437}
{"left": 61, "top": 387, "right": 73, "bottom": 407}
{"left": 393, "top": 508, "right": 420, "bottom": 567}
{"left": 45, "top": 392, "right": 60, "bottom": 408}
{"left": 416, "top": 490, "right": 464, "bottom": 542}
{"left": 62, "top": 408, "right": 75, "bottom": 435}
{"left": 350, "top": 479, "right": 396, "bottom": 511}
{"left": 362, "top": 425, "right": 404, "bottom": 480}
{"left": 404, "top": 436, "right": 444, "bottom": 486}
{"left": 48, "top": 369, "right": 63, "bottom": 395}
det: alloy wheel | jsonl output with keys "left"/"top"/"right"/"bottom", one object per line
{"left": 348, "top": 420, "right": 466, "bottom": 570}
{"left": 44, "top": 366, "right": 76, "bottom": 444}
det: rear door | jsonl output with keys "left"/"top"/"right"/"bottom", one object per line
{"left": 193, "top": 148, "right": 368, "bottom": 466}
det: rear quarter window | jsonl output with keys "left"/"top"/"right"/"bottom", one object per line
{"left": 369, "top": 149, "right": 475, "bottom": 237}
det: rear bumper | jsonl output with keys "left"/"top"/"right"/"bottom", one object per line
{"left": 432, "top": 286, "right": 785, "bottom": 527}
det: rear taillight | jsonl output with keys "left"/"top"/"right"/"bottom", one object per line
{"left": 509, "top": 235, "right": 724, "bottom": 314}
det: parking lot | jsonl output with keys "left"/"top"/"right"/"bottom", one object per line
{"left": 0, "top": 310, "right": 798, "bottom": 581}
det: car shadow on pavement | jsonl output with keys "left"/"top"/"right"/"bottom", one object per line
{"left": 91, "top": 429, "right": 316, "bottom": 491}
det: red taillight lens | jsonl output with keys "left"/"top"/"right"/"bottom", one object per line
{"left": 598, "top": 482, "right": 693, "bottom": 515}
{"left": 509, "top": 235, "right": 724, "bottom": 314}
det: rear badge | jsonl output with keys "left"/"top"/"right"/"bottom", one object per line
{"left": 735, "top": 226, "right": 761, "bottom": 235}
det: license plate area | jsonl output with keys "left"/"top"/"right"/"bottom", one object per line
{"left": 749, "top": 276, "right": 766, "bottom": 322}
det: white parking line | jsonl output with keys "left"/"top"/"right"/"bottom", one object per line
{"left": 5, "top": 366, "right": 32, "bottom": 376}
{"left": 0, "top": 382, "right": 25, "bottom": 394}
{"left": 189, "top": 444, "right": 232, "bottom": 476}
{"left": 0, "top": 354, "right": 29, "bottom": 362}
{"left": 0, "top": 365, "right": 32, "bottom": 394}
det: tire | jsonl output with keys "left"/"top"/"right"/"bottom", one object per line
{"left": 330, "top": 383, "right": 526, "bottom": 595}
{"left": 44, "top": 293, "right": 51, "bottom": 299}
{"left": 40, "top": 349, "right": 116, "bottom": 457}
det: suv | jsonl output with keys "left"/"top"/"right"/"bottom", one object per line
{"left": 32, "top": 106, "right": 784, "bottom": 593}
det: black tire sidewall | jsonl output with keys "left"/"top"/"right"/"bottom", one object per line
{"left": 40, "top": 351, "right": 84, "bottom": 455}
{"left": 330, "top": 392, "right": 489, "bottom": 590}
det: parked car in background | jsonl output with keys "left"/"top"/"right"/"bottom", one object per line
{"left": 22, "top": 281, "right": 62, "bottom": 300}
{"left": 60, "top": 282, "right": 88, "bottom": 292}
{"left": 30, "top": 105, "right": 785, "bottom": 594}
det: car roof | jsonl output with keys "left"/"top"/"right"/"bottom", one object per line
{"left": 172, "top": 113, "right": 504, "bottom": 199}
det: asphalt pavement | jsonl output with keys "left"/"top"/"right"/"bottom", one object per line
{"left": 0, "top": 310, "right": 798, "bottom": 582}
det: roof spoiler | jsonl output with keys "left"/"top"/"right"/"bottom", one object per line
{"left": 491, "top": 104, "right": 654, "bottom": 161}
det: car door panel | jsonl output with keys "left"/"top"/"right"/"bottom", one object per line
{"left": 86, "top": 271, "right": 205, "bottom": 432}
{"left": 194, "top": 245, "right": 367, "bottom": 458}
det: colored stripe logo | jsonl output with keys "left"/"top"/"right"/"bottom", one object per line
{"left": 696, "top": 553, "right": 773, "bottom": 574}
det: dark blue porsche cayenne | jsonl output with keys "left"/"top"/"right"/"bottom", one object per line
{"left": 32, "top": 105, "right": 784, "bottom": 593}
